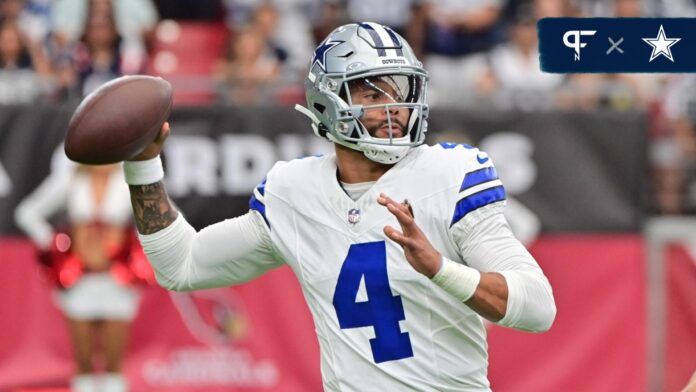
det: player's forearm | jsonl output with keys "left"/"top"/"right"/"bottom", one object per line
{"left": 465, "top": 272, "right": 508, "bottom": 322}
{"left": 137, "top": 213, "right": 196, "bottom": 291}
{"left": 138, "top": 211, "right": 282, "bottom": 291}
{"left": 430, "top": 258, "right": 508, "bottom": 321}
{"left": 128, "top": 181, "right": 179, "bottom": 235}
{"left": 433, "top": 257, "right": 555, "bottom": 330}
{"left": 452, "top": 214, "right": 556, "bottom": 332}
{"left": 496, "top": 269, "right": 556, "bottom": 332}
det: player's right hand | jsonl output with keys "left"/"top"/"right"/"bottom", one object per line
{"left": 379, "top": 193, "right": 442, "bottom": 278}
{"left": 129, "top": 122, "right": 170, "bottom": 161}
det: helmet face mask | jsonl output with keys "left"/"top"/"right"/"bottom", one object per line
{"left": 298, "top": 23, "right": 430, "bottom": 164}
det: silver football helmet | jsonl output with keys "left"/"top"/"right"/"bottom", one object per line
{"left": 295, "top": 22, "right": 429, "bottom": 164}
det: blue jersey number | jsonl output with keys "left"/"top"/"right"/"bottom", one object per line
{"left": 332, "top": 241, "right": 414, "bottom": 363}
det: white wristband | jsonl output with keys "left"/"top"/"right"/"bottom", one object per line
{"left": 123, "top": 156, "right": 164, "bottom": 185}
{"left": 431, "top": 257, "right": 481, "bottom": 302}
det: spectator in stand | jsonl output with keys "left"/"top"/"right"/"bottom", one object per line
{"left": 248, "top": 3, "right": 289, "bottom": 74}
{"left": 0, "top": 0, "right": 52, "bottom": 44}
{"left": 0, "top": 19, "right": 52, "bottom": 103}
{"left": 51, "top": 0, "right": 158, "bottom": 74}
{"left": 223, "top": 0, "right": 315, "bottom": 81}
{"left": 647, "top": 0, "right": 696, "bottom": 16}
{"left": 532, "top": 0, "right": 571, "bottom": 18}
{"left": 214, "top": 23, "right": 281, "bottom": 105}
{"left": 311, "top": 0, "right": 343, "bottom": 46}
{"left": 653, "top": 75, "right": 696, "bottom": 214}
{"left": 344, "top": 0, "right": 425, "bottom": 37}
{"left": 72, "top": 6, "right": 123, "bottom": 97}
{"left": 415, "top": 0, "right": 507, "bottom": 107}
{"left": 477, "top": 3, "right": 563, "bottom": 110}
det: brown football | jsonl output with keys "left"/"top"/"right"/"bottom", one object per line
{"left": 65, "top": 75, "right": 172, "bottom": 164}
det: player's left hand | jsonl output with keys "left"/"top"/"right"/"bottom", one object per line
{"left": 378, "top": 193, "right": 442, "bottom": 278}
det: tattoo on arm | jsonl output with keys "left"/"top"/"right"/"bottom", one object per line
{"left": 129, "top": 181, "right": 178, "bottom": 234}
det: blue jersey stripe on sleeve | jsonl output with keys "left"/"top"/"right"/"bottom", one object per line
{"left": 249, "top": 194, "right": 270, "bottom": 228}
{"left": 460, "top": 167, "right": 498, "bottom": 192}
{"left": 438, "top": 142, "right": 474, "bottom": 150}
{"left": 256, "top": 177, "right": 267, "bottom": 196}
{"left": 451, "top": 186, "right": 506, "bottom": 226}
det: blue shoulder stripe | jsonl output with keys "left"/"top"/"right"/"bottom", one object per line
{"left": 439, "top": 142, "right": 475, "bottom": 150}
{"left": 256, "top": 177, "right": 267, "bottom": 196}
{"left": 460, "top": 167, "right": 498, "bottom": 192}
{"left": 249, "top": 194, "right": 269, "bottom": 228}
{"left": 451, "top": 186, "right": 506, "bottom": 226}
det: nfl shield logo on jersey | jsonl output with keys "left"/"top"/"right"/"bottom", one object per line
{"left": 348, "top": 208, "right": 361, "bottom": 225}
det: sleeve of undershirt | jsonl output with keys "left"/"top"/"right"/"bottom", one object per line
{"left": 138, "top": 210, "right": 283, "bottom": 291}
{"left": 451, "top": 212, "right": 557, "bottom": 332}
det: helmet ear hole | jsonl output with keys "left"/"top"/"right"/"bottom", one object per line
{"left": 338, "top": 84, "right": 349, "bottom": 102}
{"left": 313, "top": 103, "right": 326, "bottom": 114}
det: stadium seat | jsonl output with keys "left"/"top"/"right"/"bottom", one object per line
{"left": 147, "top": 21, "right": 230, "bottom": 106}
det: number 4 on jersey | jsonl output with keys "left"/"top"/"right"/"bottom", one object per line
{"left": 332, "top": 241, "right": 414, "bottom": 363}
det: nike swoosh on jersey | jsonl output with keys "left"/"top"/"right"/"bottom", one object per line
{"left": 476, "top": 154, "right": 489, "bottom": 164}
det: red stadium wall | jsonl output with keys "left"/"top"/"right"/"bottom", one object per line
{"left": 488, "top": 235, "right": 647, "bottom": 392}
{"left": 1, "top": 235, "right": 694, "bottom": 392}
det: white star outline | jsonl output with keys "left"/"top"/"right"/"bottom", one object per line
{"left": 311, "top": 39, "right": 343, "bottom": 72}
{"left": 642, "top": 25, "right": 681, "bottom": 62}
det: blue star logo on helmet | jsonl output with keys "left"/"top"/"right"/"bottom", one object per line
{"left": 311, "top": 39, "right": 343, "bottom": 72}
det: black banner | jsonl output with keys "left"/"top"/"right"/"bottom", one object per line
{"left": 0, "top": 105, "right": 647, "bottom": 233}
{"left": 539, "top": 18, "right": 696, "bottom": 73}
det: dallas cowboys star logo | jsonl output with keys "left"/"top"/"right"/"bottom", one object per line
{"left": 311, "top": 39, "right": 343, "bottom": 72}
{"left": 642, "top": 25, "right": 681, "bottom": 62}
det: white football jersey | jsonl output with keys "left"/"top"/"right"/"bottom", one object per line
{"left": 250, "top": 143, "right": 506, "bottom": 392}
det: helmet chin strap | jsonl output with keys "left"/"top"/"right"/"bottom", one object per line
{"left": 358, "top": 136, "right": 412, "bottom": 164}
{"left": 354, "top": 113, "right": 412, "bottom": 164}
{"left": 295, "top": 104, "right": 325, "bottom": 139}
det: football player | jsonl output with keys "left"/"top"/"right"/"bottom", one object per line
{"left": 124, "top": 22, "right": 556, "bottom": 391}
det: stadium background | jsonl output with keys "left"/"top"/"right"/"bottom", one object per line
{"left": 0, "top": 0, "right": 695, "bottom": 391}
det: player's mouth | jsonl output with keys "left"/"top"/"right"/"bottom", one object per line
{"left": 376, "top": 124, "right": 404, "bottom": 139}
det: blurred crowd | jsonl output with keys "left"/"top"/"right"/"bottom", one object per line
{"left": 1, "top": 0, "right": 695, "bottom": 214}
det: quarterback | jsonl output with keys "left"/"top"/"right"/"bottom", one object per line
{"left": 123, "top": 23, "right": 556, "bottom": 391}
